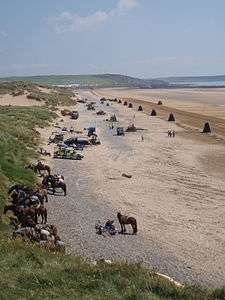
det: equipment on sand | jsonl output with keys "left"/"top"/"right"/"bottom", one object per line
{"left": 150, "top": 109, "right": 157, "bottom": 116}
{"left": 168, "top": 113, "right": 175, "bottom": 122}
{"left": 126, "top": 124, "right": 137, "bottom": 132}
{"left": 53, "top": 147, "right": 83, "bottom": 160}
{"left": 202, "top": 122, "right": 211, "bottom": 133}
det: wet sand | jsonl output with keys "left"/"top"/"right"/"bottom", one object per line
{"left": 40, "top": 90, "right": 225, "bottom": 288}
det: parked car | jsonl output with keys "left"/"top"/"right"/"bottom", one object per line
{"left": 116, "top": 127, "right": 125, "bottom": 136}
{"left": 70, "top": 111, "right": 79, "bottom": 120}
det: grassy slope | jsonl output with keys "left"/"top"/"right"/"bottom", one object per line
{"left": 0, "top": 83, "right": 225, "bottom": 299}
{"left": 0, "top": 106, "right": 56, "bottom": 212}
{"left": 2, "top": 232, "right": 223, "bottom": 300}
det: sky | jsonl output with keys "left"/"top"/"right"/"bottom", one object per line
{"left": 0, "top": 0, "right": 225, "bottom": 78}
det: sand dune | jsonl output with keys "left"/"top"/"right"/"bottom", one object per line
{"left": 0, "top": 93, "right": 43, "bottom": 106}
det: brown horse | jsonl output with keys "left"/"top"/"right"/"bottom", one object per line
{"left": 27, "top": 162, "right": 51, "bottom": 176}
{"left": 117, "top": 212, "right": 137, "bottom": 235}
{"left": 33, "top": 185, "right": 48, "bottom": 203}
{"left": 35, "top": 162, "right": 51, "bottom": 176}
{"left": 35, "top": 205, "right": 47, "bottom": 224}
{"left": 4, "top": 204, "right": 47, "bottom": 225}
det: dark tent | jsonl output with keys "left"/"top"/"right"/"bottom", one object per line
{"left": 202, "top": 122, "right": 211, "bottom": 133}
{"left": 109, "top": 114, "right": 117, "bottom": 122}
{"left": 168, "top": 113, "right": 175, "bottom": 122}
{"left": 150, "top": 109, "right": 157, "bottom": 116}
{"left": 126, "top": 124, "right": 137, "bottom": 132}
{"left": 128, "top": 103, "right": 133, "bottom": 108}
{"left": 138, "top": 105, "right": 143, "bottom": 111}
{"left": 124, "top": 101, "right": 128, "bottom": 106}
{"left": 157, "top": 101, "right": 163, "bottom": 105}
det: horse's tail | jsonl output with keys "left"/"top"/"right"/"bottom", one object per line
{"left": 133, "top": 219, "right": 138, "bottom": 234}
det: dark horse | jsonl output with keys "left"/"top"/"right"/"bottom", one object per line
{"left": 26, "top": 162, "right": 51, "bottom": 176}
{"left": 4, "top": 205, "right": 47, "bottom": 225}
{"left": 42, "top": 175, "right": 67, "bottom": 196}
{"left": 117, "top": 212, "right": 137, "bottom": 235}
{"left": 8, "top": 184, "right": 33, "bottom": 196}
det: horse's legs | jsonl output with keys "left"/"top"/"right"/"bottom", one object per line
{"left": 63, "top": 185, "right": 67, "bottom": 196}
{"left": 119, "top": 222, "right": 124, "bottom": 233}
{"left": 123, "top": 224, "right": 126, "bottom": 233}
{"left": 132, "top": 220, "right": 137, "bottom": 235}
{"left": 35, "top": 211, "right": 38, "bottom": 224}
{"left": 40, "top": 212, "right": 44, "bottom": 224}
{"left": 44, "top": 209, "right": 47, "bottom": 224}
{"left": 45, "top": 191, "right": 48, "bottom": 203}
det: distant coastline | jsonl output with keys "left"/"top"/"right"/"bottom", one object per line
{"left": 1, "top": 73, "right": 225, "bottom": 89}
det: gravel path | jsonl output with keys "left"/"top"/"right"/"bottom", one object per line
{"left": 46, "top": 91, "right": 225, "bottom": 288}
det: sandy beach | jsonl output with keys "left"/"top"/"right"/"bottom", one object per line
{"left": 38, "top": 89, "right": 225, "bottom": 288}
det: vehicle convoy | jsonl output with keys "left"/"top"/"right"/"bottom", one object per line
{"left": 53, "top": 147, "right": 83, "bottom": 160}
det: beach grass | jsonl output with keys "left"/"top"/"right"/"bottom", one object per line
{"left": 1, "top": 230, "right": 222, "bottom": 300}
{"left": 0, "top": 106, "right": 56, "bottom": 212}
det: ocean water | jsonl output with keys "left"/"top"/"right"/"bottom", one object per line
{"left": 172, "top": 81, "right": 225, "bottom": 87}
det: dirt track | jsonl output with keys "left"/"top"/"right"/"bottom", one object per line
{"left": 45, "top": 90, "right": 225, "bottom": 288}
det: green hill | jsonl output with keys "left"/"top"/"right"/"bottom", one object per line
{"left": 0, "top": 74, "right": 168, "bottom": 88}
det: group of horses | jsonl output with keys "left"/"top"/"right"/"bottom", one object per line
{"left": 4, "top": 172, "right": 67, "bottom": 230}
{"left": 5, "top": 157, "right": 138, "bottom": 238}
{"left": 4, "top": 184, "right": 48, "bottom": 227}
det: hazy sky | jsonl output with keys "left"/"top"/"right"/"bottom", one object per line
{"left": 0, "top": 0, "right": 225, "bottom": 78}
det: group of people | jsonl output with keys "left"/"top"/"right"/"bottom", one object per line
{"left": 168, "top": 130, "right": 176, "bottom": 138}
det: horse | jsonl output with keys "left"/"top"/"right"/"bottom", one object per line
{"left": 33, "top": 185, "right": 48, "bottom": 203}
{"left": 4, "top": 205, "right": 36, "bottom": 224}
{"left": 26, "top": 162, "right": 51, "bottom": 176}
{"left": 42, "top": 175, "right": 67, "bottom": 196}
{"left": 117, "top": 212, "right": 137, "bottom": 235}
{"left": 8, "top": 184, "right": 33, "bottom": 196}
{"left": 35, "top": 205, "right": 47, "bottom": 224}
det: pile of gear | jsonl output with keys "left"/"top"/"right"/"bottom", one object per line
{"left": 95, "top": 220, "right": 118, "bottom": 237}
{"left": 13, "top": 224, "right": 65, "bottom": 252}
